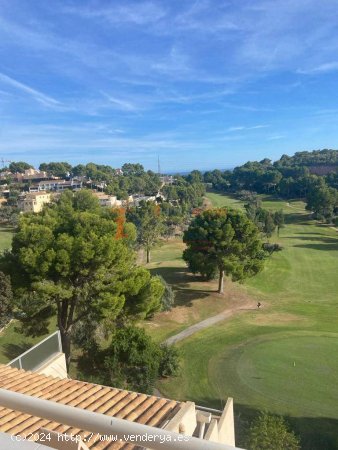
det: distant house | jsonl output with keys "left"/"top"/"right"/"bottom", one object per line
{"left": 15, "top": 168, "right": 48, "bottom": 182}
{"left": 133, "top": 193, "right": 165, "bottom": 207}
{"left": 93, "top": 192, "right": 122, "bottom": 207}
{"left": 133, "top": 194, "right": 156, "bottom": 207}
{"left": 29, "top": 179, "right": 83, "bottom": 192}
{"left": 18, "top": 191, "right": 51, "bottom": 213}
{"left": 160, "top": 175, "right": 175, "bottom": 185}
{"left": 0, "top": 171, "right": 13, "bottom": 181}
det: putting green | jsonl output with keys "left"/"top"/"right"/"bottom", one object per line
{"left": 218, "top": 334, "right": 338, "bottom": 418}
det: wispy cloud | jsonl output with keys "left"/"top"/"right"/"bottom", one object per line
{"left": 0, "top": 1, "right": 337, "bottom": 169}
{"left": 0, "top": 72, "right": 61, "bottom": 108}
{"left": 227, "top": 124, "right": 269, "bottom": 132}
{"left": 63, "top": 2, "right": 167, "bottom": 26}
{"left": 101, "top": 92, "right": 140, "bottom": 112}
{"left": 297, "top": 61, "right": 338, "bottom": 75}
{"left": 267, "top": 135, "right": 286, "bottom": 141}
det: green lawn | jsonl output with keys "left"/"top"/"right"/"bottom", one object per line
{"left": 156, "top": 193, "right": 338, "bottom": 449}
{"left": 0, "top": 225, "right": 13, "bottom": 253}
{"left": 143, "top": 239, "right": 252, "bottom": 343}
{"left": 0, "top": 318, "right": 57, "bottom": 364}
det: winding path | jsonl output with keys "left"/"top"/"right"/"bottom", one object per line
{"left": 164, "top": 299, "right": 256, "bottom": 345}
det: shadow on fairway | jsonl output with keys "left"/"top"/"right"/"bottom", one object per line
{"left": 285, "top": 213, "right": 311, "bottom": 225}
{"left": 0, "top": 227, "right": 14, "bottom": 233}
{"left": 149, "top": 266, "right": 194, "bottom": 286}
{"left": 294, "top": 242, "right": 338, "bottom": 251}
{"left": 149, "top": 266, "right": 213, "bottom": 307}
{"left": 294, "top": 235, "right": 338, "bottom": 243}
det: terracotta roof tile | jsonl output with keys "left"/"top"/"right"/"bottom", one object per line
{"left": 0, "top": 365, "right": 182, "bottom": 449}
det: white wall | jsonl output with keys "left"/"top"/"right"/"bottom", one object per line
{"left": 36, "top": 352, "right": 67, "bottom": 379}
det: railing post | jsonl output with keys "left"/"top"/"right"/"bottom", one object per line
{"left": 57, "top": 330, "right": 62, "bottom": 353}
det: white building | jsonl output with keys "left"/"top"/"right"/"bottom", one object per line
{"left": 29, "top": 179, "right": 83, "bottom": 192}
{"left": 18, "top": 191, "right": 52, "bottom": 213}
{"left": 93, "top": 192, "right": 122, "bottom": 207}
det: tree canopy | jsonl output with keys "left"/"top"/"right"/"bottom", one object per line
{"left": 39, "top": 162, "right": 72, "bottom": 177}
{"left": 2, "top": 190, "right": 163, "bottom": 369}
{"left": 183, "top": 208, "right": 267, "bottom": 293}
{"left": 0, "top": 271, "right": 12, "bottom": 328}
{"left": 127, "top": 201, "right": 165, "bottom": 263}
{"left": 77, "top": 325, "right": 180, "bottom": 394}
{"left": 9, "top": 161, "right": 33, "bottom": 173}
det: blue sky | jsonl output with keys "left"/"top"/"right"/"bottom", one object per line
{"left": 1, "top": 0, "right": 338, "bottom": 172}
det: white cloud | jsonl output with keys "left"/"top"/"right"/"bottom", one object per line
{"left": 0, "top": 72, "right": 61, "bottom": 108}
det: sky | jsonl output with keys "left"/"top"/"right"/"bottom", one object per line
{"left": 1, "top": 0, "right": 338, "bottom": 172}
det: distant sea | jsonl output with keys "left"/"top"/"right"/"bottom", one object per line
{"left": 167, "top": 167, "right": 234, "bottom": 175}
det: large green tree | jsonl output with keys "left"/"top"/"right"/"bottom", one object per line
{"left": 305, "top": 178, "right": 338, "bottom": 222}
{"left": 9, "top": 161, "right": 33, "bottom": 173}
{"left": 2, "top": 190, "right": 162, "bottom": 369}
{"left": 127, "top": 201, "right": 164, "bottom": 263}
{"left": 274, "top": 210, "right": 285, "bottom": 237}
{"left": 183, "top": 208, "right": 267, "bottom": 294}
{"left": 39, "top": 162, "right": 72, "bottom": 178}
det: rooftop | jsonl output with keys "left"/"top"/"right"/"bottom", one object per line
{"left": 0, "top": 365, "right": 181, "bottom": 449}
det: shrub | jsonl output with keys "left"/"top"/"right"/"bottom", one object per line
{"left": 103, "top": 326, "right": 162, "bottom": 394}
{"left": 245, "top": 412, "right": 300, "bottom": 450}
{"left": 159, "top": 344, "right": 180, "bottom": 377}
{"left": 263, "top": 243, "right": 283, "bottom": 254}
{"left": 158, "top": 275, "right": 175, "bottom": 311}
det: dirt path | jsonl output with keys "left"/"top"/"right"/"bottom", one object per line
{"left": 164, "top": 298, "right": 256, "bottom": 345}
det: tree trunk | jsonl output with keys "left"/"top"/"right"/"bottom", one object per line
{"left": 60, "top": 329, "right": 71, "bottom": 372}
{"left": 146, "top": 248, "right": 150, "bottom": 263}
{"left": 218, "top": 269, "right": 224, "bottom": 294}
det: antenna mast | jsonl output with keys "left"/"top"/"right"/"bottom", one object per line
{"left": 157, "top": 155, "right": 161, "bottom": 175}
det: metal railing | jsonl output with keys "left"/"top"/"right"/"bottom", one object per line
{"left": 7, "top": 331, "right": 62, "bottom": 371}
{"left": 0, "top": 389, "right": 244, "bottom": 450}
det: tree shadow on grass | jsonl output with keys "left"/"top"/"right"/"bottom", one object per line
{"left": 285, "top": 213, "right": 311, "bottom": 225}
{"left": 295, "top": 231, "right": 333, "bottom": 236}
{"left": 294, "top": 243, "right": 338, "bottom": 251}
{"left": 294, "top": 236, "right": 338, "bottom": 243}
{"left": 149, "top": 266, "right": 191, "bottom": 286}
{"left": 149, "top": 266, "right": 213, "bottom": 307}
{"left": 2, "top": 342, "right": 32, "bottom": 361}
{"left": 173, "top": 287, "right": 210, "bottom": 307}
{"left": 0, "top": 227, "right": 14, "bottom": 233}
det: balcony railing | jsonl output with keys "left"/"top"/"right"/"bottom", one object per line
{"left": 0, "top": 388, "right": 245, "bottom": 450}
{"left": 7, "top": 331, "right": 62, "bottom": 371}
